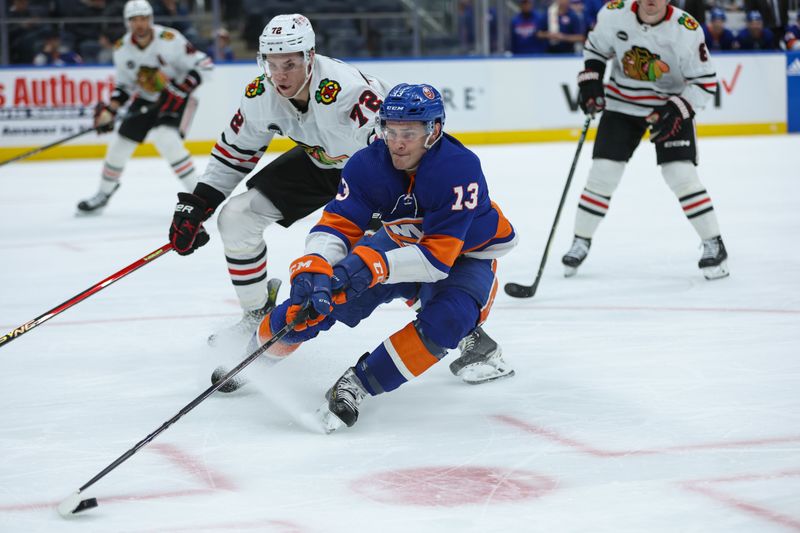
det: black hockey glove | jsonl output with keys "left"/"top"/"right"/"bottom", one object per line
{"left": 577, "top": 68, "right": 606, "bottom": 118}
{"left": 169, "top": 192, "right": 213, "bottom": 255}
{"left": 93, "top": 103, "right": 117, "bottom": 134}
{"left": 157, "top": 71, "right": 200, "bottom": 119}
{"left": 646, "top": 96, "right": 694, "bottom": 144}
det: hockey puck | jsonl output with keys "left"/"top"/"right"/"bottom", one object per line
{"left": 211, "top": 366, "right": 244, "bottom": 393}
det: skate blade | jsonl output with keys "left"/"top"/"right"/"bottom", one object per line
{"left": 702, "top": 260, "right": 730, "bottom": 280}
{"left": 563, "top": 265, "right": 578, "bottom": 278}
{"left": 316, "top": 402, "right": 345, "bottom": 434}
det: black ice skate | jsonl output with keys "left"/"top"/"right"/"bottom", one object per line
{"left": 208, "top": 278, "right": 282, "bottom": 347}
{"left": 699, "top": 236, "right": 729, "bottom": 280}
{"left": 76, "top": 183, "right": 120, "bottom": 215}
{"left": 449, "top": 326, "right": 515, "bottom": 384}
{"left": 562, "top": 236, "right": 591, "bottom": 277}
{"left": 319, "top": 367, "right": 368, "bottom": 433}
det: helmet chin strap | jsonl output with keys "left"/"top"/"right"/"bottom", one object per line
{"left": 423, "top": 124, "right": 443, "bottom": 150}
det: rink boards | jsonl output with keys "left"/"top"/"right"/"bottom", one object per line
{"left": 0, "top": 52, "right": 790, "bottom": 161}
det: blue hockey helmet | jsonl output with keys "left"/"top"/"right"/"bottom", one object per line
{"left": 379, "top": 83, "right": 446, "bottom": 134}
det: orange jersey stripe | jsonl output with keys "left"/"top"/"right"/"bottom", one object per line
{"left": 316, "top": 211, "right": 364, "bottom": 248}
{"left": 388, "top": 323, "right": 439, "bottom": 377}
{"left": 463, "top": 201, "right": 514, "bottom": 254}
{"left": 420, "top": 233, "right": 464, "bottom": 268}
{"left": 479, "top": 260, "right": 499, "bottom": 325}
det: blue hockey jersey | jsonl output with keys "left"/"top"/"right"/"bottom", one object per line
{"left": 304, "top": 133, "right": 517, "bottom": 284}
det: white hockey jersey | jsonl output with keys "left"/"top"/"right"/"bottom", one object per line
{"left": 111, "top": 24, "right": 213, "bottom": 103}
{"left": 200, "top": 55, "right": 390, "bottom": 199}
{"left": 584, "top": 0, "right": 717, "bottom": 117}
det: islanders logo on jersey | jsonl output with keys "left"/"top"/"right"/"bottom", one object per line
{"left": 607, "top": 0, "right": 625, "bottom": 9}
{"left": 245, "top": 75, "right": 266, "bottom": 98}
{"left": 622, "top": 46, "right": 670, "bottom": 82}
{"left": 294, "top": 140, "right": 348, "bottom": 166}
{"left": 315, "top": 78, "right": 341, "bottom": 105}
{"left": 384, "top": 217, "right": 425, "bottom": 247}
{"left": 678, "top": 13, "right": 699, "bottom": 30}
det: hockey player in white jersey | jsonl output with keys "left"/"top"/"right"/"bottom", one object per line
{"left": 561, "top": 0, "right": 729, "bottom": 280}
{"left": 77, "top": 0, "right": 213, "bottom": 214}
{"left": 167, "top": 14, "right": 513, "bottom": 385}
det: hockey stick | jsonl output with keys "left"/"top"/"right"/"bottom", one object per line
{"left": 504, "top": 116, "right": 592, "bottom": 299}
{"left": 0, "top": 243, "right": 172, "bottom": 349}
{"left": 0, "top": 107, "right": 148, "bottom": 168}
{"left": 57, "top": 311, "right": 306, "bottom": 517}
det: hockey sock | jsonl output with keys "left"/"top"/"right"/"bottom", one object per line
{"left": 253, "top": 309, "right": 301, "bottom": 359}
{"left": 662, "top": 161, "right": 721, "bottom": 240}
{"left": 218, "top": 190, "right": 284, "bottom": 311}
{"left": 574, "top": 159, "right": 625, "bottom": 239}
{"left": 679, "top": 190, "right": 721, "bottom": 239}
{"left": 354, "top": 321, "right": 447, "bottom": 395}
{"left": 98, "top": 135, "right": 138, "bottom": 192}
{"left": 227, "top": 242, "right": 269, "bottom": 311}
{"left": 150, "top": 125, "right": 197, "bottom": 189}
{"left": 574, "top": 188, "right": 611, "bottom": 239}
{"left": 170, "top": 155, "right": 198, "bottom": 190}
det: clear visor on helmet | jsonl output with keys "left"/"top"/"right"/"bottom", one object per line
{"left": 258, "top": 51, "right": 308, "bottom": 77}
{"left": 379, "top": 119, "right": 436, "bottom": 143}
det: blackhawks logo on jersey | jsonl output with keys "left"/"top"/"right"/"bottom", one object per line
{"left": 136, "top": 66, "right": 168, "bottom": 92}
{"left": 678, "top": 13, "right": 699, "bottom": 30}
{"left": 606, "top": 0, "right": 625, "bottom": 9}
{"left": 160, "top": 30, "right": 176, "bottom": 40}
{"left": 294, "top": 140, "right": 348, "bottom": 166}
{"left": 315, "top": 78, "right": 341, "bottom": 105}
{"left": 622, "top": 46, "right": 671, "bottom": 82}
{"left": 245, "top": 75, "right": 266, "bottom": 98}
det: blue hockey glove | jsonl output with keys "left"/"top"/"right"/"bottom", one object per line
{"left": 287, "top": 254, "right": 333, "bottom": 331}
{"left": 331, "top": 246, "right": 388, "bottom": 303}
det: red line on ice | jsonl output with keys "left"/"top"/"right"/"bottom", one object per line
{"left": 0, "top": 444, "right": 236, "bottom": 513}
{"left": 682, "top": 470, "right": 800, "bottom": 531}
{"left": 492, "top": 415, "right": 800, "bottom": 457}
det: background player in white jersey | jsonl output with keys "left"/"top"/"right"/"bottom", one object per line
{"left": 562, "top": 0, "right": 729, "bottom": 280}
{"left": 77, "top": 0, "right": 213, "bottom": 214}
{"left": 167, "top": 14, "right": 513, "bottom": 384}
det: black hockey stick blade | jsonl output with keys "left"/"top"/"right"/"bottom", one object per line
{"left": 504, "top": 282, "right": 536, "bottom": 298}
{"left": 57, "top": 491, "right": 98, "bottom": 517}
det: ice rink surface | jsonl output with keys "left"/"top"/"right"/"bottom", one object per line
{"left": 0, "top": 134, "right": 798, "bottom": 532}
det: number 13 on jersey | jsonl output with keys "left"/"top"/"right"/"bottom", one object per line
{"left": 452, "top": 183, "right": 478, "bottom": 210}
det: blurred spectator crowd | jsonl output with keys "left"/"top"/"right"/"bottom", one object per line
{"left": 2, "top": 0, "right": 799, "bottom": 67}
{"left": 502, "top": 0, "right": 799, "bottom": 54}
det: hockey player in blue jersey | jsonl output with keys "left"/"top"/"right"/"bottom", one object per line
{"left": 242, "top": 83, "right": 518, "bottom": 431}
